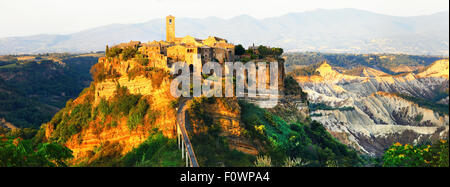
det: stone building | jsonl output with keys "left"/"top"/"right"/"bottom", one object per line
{"left": 111, "top": 15, "right": 236, "bottom": 68}
{"left": 166, "top": 15, "right": 176, "bottom": 43}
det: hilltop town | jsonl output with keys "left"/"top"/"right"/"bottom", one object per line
{"left": 103, "top": 15, "right": 285, "bottom": 70}
{"left": 104, "top": 15, "right": 236, "bottom": 70}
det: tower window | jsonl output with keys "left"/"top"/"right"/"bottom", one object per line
{"left": 169, "top": 19, "right": 172, "bottom": 24}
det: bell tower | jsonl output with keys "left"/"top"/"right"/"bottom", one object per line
{"left": 166, "top": 15, "right": 175, "bottom": 43}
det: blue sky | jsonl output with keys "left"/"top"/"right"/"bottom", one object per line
{"left": 0, "top": 0, "right": 448, "bottom": 38}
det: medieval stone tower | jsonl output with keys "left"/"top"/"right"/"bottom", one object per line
{"left": 166, "top": 15, "right": 175, "bottom": 43}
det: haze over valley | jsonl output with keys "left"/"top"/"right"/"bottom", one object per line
{"left": 0, "top": 9, "right": 448, "bottom": 56}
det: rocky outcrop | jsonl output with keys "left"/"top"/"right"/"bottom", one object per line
{"left": 0, "top": 118, "right": 16, "bottom": 129}
{"left": 417, "top": 59, "right": 449, "bottom": 78}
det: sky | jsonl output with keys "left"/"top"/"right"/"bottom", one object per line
{"left": 0, "top": 0, "right": 448, "bottom": 38}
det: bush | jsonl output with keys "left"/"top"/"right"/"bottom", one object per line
{"left": 97, "top": 98, "right": 112, "bottom": 122}
{"left": 121, "top": 46, "right": 138, "bottom": 61}
{"left": 48, "top": 102, "right": 92, "bottom": 144}
{"left": 106, "top": 47, "right": 122, "bottom": 58}
{"left": 127, "top": 99, "right": 149, "bottom": 130}
{"left": 110, "top": 86, "right": 141, "bottom": 116}
{"left": 120, "top": 130, "right": 183, "bottom": 167}
{"left": 0, "top": 137, "right": 73, "bottom": 167}
{"left": 382, "top": 140, "right": 449, "bottom": 167}
{"left": 235, "top": 44, "right": 246, "bottom": 56}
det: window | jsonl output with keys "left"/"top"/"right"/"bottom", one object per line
{"left": 169, "top": 19, "right": 172, "bottom": 24}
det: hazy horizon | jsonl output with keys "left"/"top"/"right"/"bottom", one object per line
{"left": 0, "top": 0, "right": 448, "bottom": 38}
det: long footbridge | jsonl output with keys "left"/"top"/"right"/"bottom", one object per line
{"left": 176, "top": 98, "right": 199, "bottom": 167}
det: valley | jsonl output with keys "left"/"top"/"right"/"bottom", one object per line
{"left": 0, "top": 53, "right": 101, "bottom": 128}
{"left": 285, "top": 53, "right": 449, "bottom": 155}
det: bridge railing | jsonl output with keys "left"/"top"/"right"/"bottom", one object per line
{"left": 177, "top": 111, "right": 199, "bottom": 167}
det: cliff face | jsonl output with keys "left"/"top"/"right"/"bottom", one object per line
{"left": 66, "top": 77, "right": 178, "bottom": 162}
{"left": 294, "top": 60, "right": 449, "bottom": 155}
{"left": 42, "top": 54, "right": 179, "bottom": 163}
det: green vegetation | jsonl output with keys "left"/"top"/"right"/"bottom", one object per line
{"left": 382, "top": 140, "right": 449, "bottom": 167}
{"left": 0, "top": 130, "right": 73, "bottom": 167}
{"left": 309, "top": 103, "right": 355, "bottom": 112}
{"left": 239, "top": 101, "right": 362, "bottom": 167}
{"left": 284, "top": 76, "right": 308, "bottom": 102}
{"left": 105, "top": 46, "right": 138, "bottom": 61}
{"left": 50, "top": 102, "right": 93, "bottom": 144}
{"left": 234, "top": 44, "right": 246, "bottom": 56}
{"left": 0, "top": 86, "right": 56, "bottom": 129}
{"left": 105, "top": 47, "right": 122, "bottom": 58}
{"left": 47, "top": 85, "right": 95, "bottom": 143}
{"left": 395, "top": 93, "right": 449, "bottom": 115}
{"left": 110, "top": 86, "right": 141, "bottom": 116}
{"left": 190, "top": 126, "right": 255, "bottom": 167}
{"left": 127, "top": 99, "right": 149, "bottom": 130}
{"left": 0, "top": 54, "right": 99, "bottom": 128}
{"left": 121, "top": 46, "right": 138, "bottom": 61}
{"left": 92, "top": 86, "right": 159, "bottom": 131}
{"left": 188, "top": 98, "right": 255, "bottom": 167}
{"left": 0, "top": 127, "right": 38, "bottom": 140}
{"left": 185, "top": 98, "right": 362, "bottom": 167}
{"left": 235, "top": 44, "right": 284, "bottom": 61}
{"left": 120, "top": 129, "right": 184, "bottom": 167}
{"left": 257, "top": 45, "right": 283, "bottom": 57}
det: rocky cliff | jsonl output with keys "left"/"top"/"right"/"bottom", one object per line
{"left": 40, "top": 48, "right": 272, "bottom": 165}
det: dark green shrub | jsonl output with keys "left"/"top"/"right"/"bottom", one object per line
{"left": 106, "top": 47, "right": 122, "bottom": 58}
{"left": 122, "top": 46, "right": 138, "bottom": 61}
{"left": 120, "top": 130, "right": 183, "bottom": 167}
{"left": 127, "top": 99, "right": 149, "bottom": 130}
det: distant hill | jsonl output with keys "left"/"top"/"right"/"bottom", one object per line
{"left": 283, "top": 52, "right": 446, "bottom": 74}
{"left": 0, "top": 9, "right": 448, "bottom": 55}
{"left": 0, "top": 54, "right": 99, "bottom": 128}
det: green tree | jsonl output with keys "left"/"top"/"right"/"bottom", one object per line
{"left": 106, "top": 47, "right": 122, "bottom": 58}
{"left": 105, "top": 45, "right": 109, "bottom": 55}
{"left": 272, "top": 48, "right": 284, "bottom": 56}
{"left": 235, "top": 44, "right": 246, "bottom": 56}
{"left": 0, "top": 137, "right": 73, "bottom": 167}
